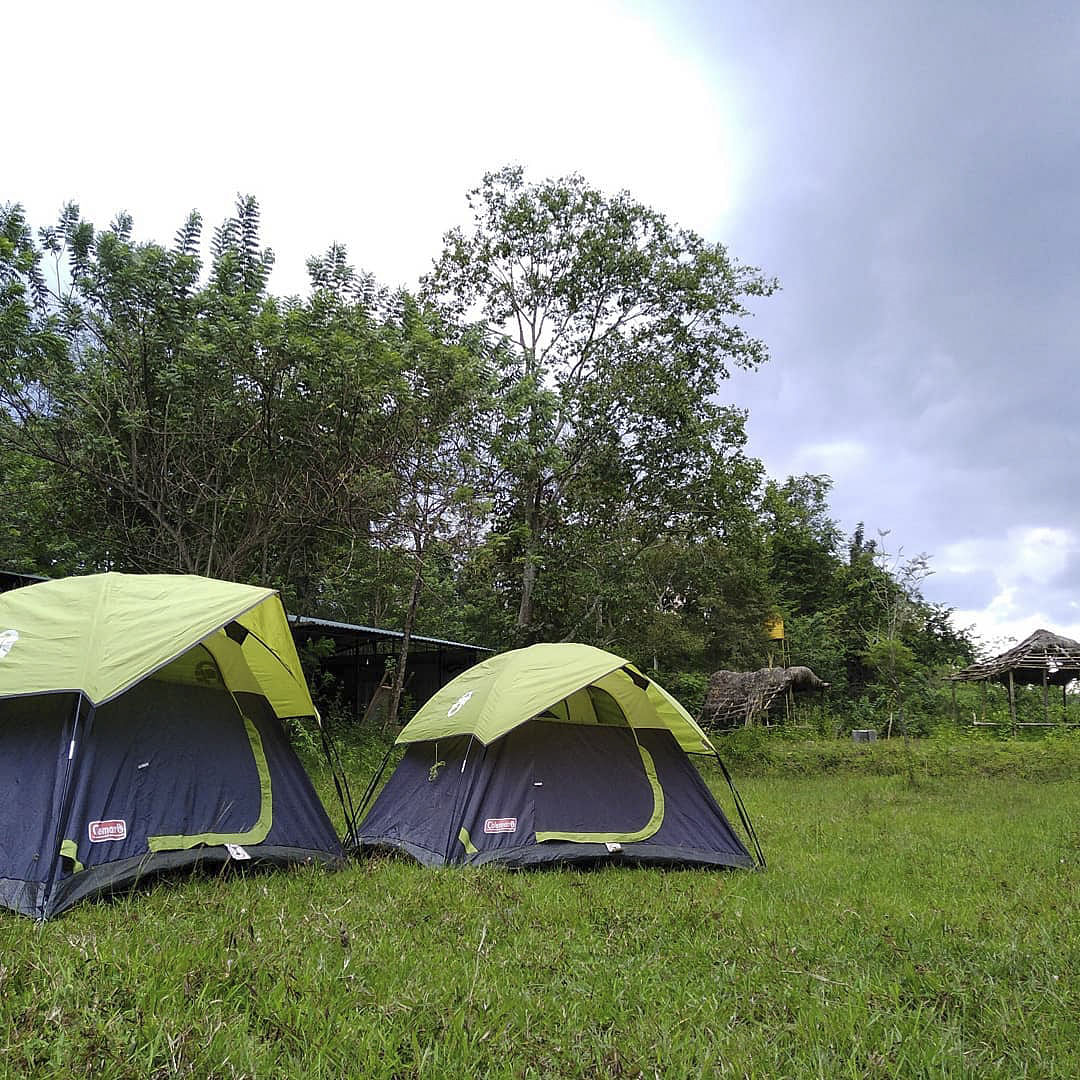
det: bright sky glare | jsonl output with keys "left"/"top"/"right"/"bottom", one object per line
{"left": 8, "top": 0, "right": 1080, "bottom": 654}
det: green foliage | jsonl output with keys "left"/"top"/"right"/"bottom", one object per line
{"left": 0, "top": 182, "right": 973, "bottom": 718}
{"left": 762, "top": 473, "right": 842, "bottom": 616}
{"left": 759, "top": 509, "right": 977, "bottom": 728}
{"left": 715, "top": 726, "right": 1080, "bottom": 779}
{"left": 424, "top": 166, "right": 777, "bottom": 646}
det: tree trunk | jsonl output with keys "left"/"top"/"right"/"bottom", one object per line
{"left": 516, "top": 477, "right": 542, "bottom": 633}
{"left": 387, "top": 550, "right": 424, "bottom": 728}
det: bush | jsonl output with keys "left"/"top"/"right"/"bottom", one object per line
{"left": 711, "top": 727, "right": 1080, "bottom": 781}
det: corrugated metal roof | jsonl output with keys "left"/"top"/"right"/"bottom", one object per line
{"left": 289, "top": 614, "right": 493, "bottom": 653}
{"left": 0, "top": 569, "right": 49, "bottom": 591}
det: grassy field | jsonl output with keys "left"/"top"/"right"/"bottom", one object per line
{"left": 2, "top": 739, "right": 1078, "bottom": 1078}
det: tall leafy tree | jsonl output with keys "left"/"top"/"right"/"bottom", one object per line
{"left": 372, "top": 297, "right": 496, "bottom": 724}
{"left": 0, "top": 200, "right": 406, "bottom": 586}
{"left": 762, "top": 474, "right": 843, "bottom": 617}
{"left": 424, "top": 166, "right": 777, "bottom": 639}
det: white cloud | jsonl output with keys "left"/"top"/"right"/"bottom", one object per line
{"left": 7, "top": 1, "right": 744, "bottom": 294}
{"left": 790, "top": 439, "right": 868, "bottom": 478}
{"left": 940, "top": 527, "right": 1073, "bottom": 585}
{"left": 942, "top": 527, "right": 1079, "bottom": 649}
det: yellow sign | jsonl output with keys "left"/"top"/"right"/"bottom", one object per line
{"left": 765, "top": 616, "right": 785, "bottom": 640}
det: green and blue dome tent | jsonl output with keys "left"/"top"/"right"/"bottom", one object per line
{"left": 354, "top": 643, "right": 763, "bottom": 869}
{"left": 0, "top": 573, "right": 343, "bottom": 919}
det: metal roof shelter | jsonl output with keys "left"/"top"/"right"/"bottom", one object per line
{"left": 0, "top": 569, "right": 47, "bottom": 594}
{"left": 289, "top": 615, "right": 492, "bottom": 722}
{"left": 1, "top": 571, "right": 491, "bottom": 723}
{"left": 946, "top": 628, "right": 1080, "bottom": 729}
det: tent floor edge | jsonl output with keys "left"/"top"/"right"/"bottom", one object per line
{"left": 0, "top": 876, "right": 48, "bottom": 920}
{"left": 43, "top": 844, "right": 344, "bottom": 920}
{"left": 464, "top": 841, "right": 755, "bottom": 870}
{"left": 352, "top": 837, "right": 448, "bottom": 868}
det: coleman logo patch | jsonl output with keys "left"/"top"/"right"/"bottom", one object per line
{"left": 0, "top": 629, "right": 17, "bottom": 659}
{"left": 88, "top": 819, "right": 127, "bottom": 843}
{"left": 484, "top": 817, "right": 517, "bottom": 834}
{"left": 447, "top": 690, "right": 473, "bottom": 718}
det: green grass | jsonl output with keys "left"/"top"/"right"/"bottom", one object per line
{"left": 2, "top": 744, "right": 1079, "bottom": 1078}
{"left": 717, "top": 725, "right": 1080, "bottom": 781}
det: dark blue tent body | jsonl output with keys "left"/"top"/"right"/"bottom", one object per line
{"left": 0, "top": 574, "right": 344, "bottom": 920}
{"left": 355, "top": 644, "right": 760, "bottom": 870}
{"left": 1, "top": 678, "right": 343, "bottom": 919}
{"left": 358, "top": 721, "right": 754, "bottom": 869}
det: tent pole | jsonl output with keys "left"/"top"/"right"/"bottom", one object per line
{"left": 714, "top": 752, "right": 765, "bottom": 870}
{"left": 43, "top": 692, "right": 87, "bottom": 918}
{"left": 319, "top": 713, "right": 360, "bottom": 846}
{"left": 352, "top": 742, "right": 395, "bottom": 846}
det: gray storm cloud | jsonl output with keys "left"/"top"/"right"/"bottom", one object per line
{"left": 687, "top": 1, "right": 1080, "bottom": 636}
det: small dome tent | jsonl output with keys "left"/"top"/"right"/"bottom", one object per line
{"left": 0, "top": 573, "right": 343, "bottom": 919}
{"left": 355, "top": 643, "right": 763, "bottom": 869}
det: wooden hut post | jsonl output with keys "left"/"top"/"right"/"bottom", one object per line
{"left": 1064, "top": 683, "right": 1069, "bottom": 727}
{"left": 981, "top": 679, "right": 987, "bottom": 724}
{"left": 1043, "top": 668, "right": 1050, "bottom": 726}
{"left": 951, "top": 680, "right": 958, "bottom": 725}
{"left": 1008, "top": 670, "right": 1017, "bottom": 733}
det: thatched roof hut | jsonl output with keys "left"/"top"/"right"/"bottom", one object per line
{"left": 947, "top": 628, "right": 1080, "bottom": 728}
{"left": 700, "top": 666, "right": 829, "bottom": 728}
{"left": 947, "top": 628, "right": 1080, "bottom": 685}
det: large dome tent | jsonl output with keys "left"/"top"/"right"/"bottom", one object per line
{"left": 355, "top": 643, "right": 763, "bottom": 870}
{"left": 0, "top": 573, "right": 343, "bottom": 919}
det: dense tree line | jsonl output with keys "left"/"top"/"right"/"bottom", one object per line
{"left": 0, "top": 172, "right": 973, "bottom": 727}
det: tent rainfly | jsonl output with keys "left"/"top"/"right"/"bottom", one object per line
{"left": 947, "top": 628, "right": 1080, "bottom": 729}
{"left": 355, "top": 643, "right": 763, "bottom": 870}
{"left": 0, "top": 573, "right": 343, "bottom": 919}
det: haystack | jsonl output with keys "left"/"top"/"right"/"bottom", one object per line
{"left": 700, "top": 666, "right": 829, "bottom": 728}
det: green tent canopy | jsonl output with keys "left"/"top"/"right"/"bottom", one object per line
{"left": 0, "top": 571, "right": 313, "bottom": 717}
{"left": 395, "top": 642, "right": 717, "bottom": 754}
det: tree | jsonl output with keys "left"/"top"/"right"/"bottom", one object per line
{"left": 762, "top": 474, "right": 843, "bottom": 617}
{"left": 0, "top": 199, "right": 407, "bottom": 586}
{"left": 372, "top": 297, "right": 496, "bottom": 725}
{"left": 424, "top": 166, "right": 777, "bottom": 639}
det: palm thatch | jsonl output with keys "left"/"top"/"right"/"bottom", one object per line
{"left": 947, "top": 629, "right": 1080, "bottom": 686}
{"left": 700, "top": 666, "right": 830, "bottom": 728}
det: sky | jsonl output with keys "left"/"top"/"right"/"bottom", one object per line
{"left": 7, "top": 0, "right": 1079, "bottom": 653}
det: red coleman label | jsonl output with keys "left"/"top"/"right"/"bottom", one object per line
{"left": 88, "top": 819, "right": 127, "bottom": 843}
{"left": 484, "top": 817, "right": 517, "bottom": 834}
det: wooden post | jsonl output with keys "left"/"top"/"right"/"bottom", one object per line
{"left": 1064, "top": 683, "right": 1069, "bottom": 727}
{"left": 951, "top": 680, "right": 958, "bottom": 725}
{"left": 1043, "top": 668, "right": 1050, "bottom": 726}
{"left": 981, "top": 679, "right": 987, "bottom": 724}
{"left": 1008, "top": 670, "right": 1017, "bottom": 733}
